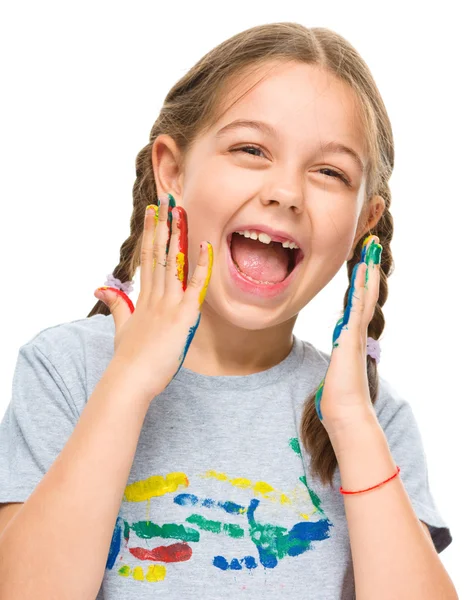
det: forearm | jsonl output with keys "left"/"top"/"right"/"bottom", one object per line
{"left": 329, "top": 414, "right": 458, "bottom": 600}
{"left": 0, "top": 358, "right": 154, "bottom": 600}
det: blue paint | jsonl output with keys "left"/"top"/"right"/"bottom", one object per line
{"left": 213, "top": 554, "right": 257, "bottom": 571}
{"left": 174, "top": 492, "right": 245, "bottom": 515}
{"left": 174, "top": 493, "right": 199, "bottom": 506}
{"left": 229, "top": 558, "right": 243, "bottom": 570}
{"left": 213, "top": 555, "right": 229, "bottom": 570}
{"left": 105, "top": 517, "right": 122, "bottom": 570}
{"left": 165, "top": 193, "right": 177, "bottom": 255}
{"left": 315, "top": 264, "right": 361, "bottom": 421}
{"left": 242, "top": 555, "right": 258, "bottom": 569}
{"left": 172, "top": 313, "right": 201, "bottom": 380}
{"left": 314, "top": 380, "right": 325, "bottom": 421}
{"left": 288, "top": 520, "right": 332, "bottom": 542}
{"left": 220, "top": 500, "right": 246, "bottom": 514}
{"left": 315, "top": 237, "right": 381, "bottom": 421}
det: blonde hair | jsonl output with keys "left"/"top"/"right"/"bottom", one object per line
{"left": 88, "top": 22, "right": 395, "bottom": 487}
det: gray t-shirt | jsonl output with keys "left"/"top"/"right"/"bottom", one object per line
{"left": 0, "top": 314, "right": 452, "bottom": 599}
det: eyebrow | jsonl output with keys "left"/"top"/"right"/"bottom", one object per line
{"left": 215, "top": 118, "right": 365, "bottom": 173}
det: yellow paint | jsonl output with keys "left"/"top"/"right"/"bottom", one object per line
{"left": 205, "top": 470, "right": 227, "bottom": 481}
{"left": 201, "top": 470, "right": 315, "bottom": 512}
{"left": 362, "top": 234, "right": 377, "bottom": 248}
{"left": 230, "top": 477, "right": 252, "bottom": 489}
{"left": 176, "top": 251, "right": 185, "bottom": 283}
{"left": 198, "top": 242, "right": 213, "bottom": 307}
{"left": 254, "top": 481, "right": 274, "bottom": 496}
{"left": 124, "top": 472, "right": 189, "bottom": 502}
{"left": 146, "top": 564, "right": 166, "bottom": 582}
{"left": 146, "top": 204, "right": 159, "bottom": 225}
{"left": 118, "top": 565, "right": 131, "bottom": 577}
{"left": 133, "top": 566, "right": 145, "bottom": 580}
{"left": 148, "top": 205, "right": 159, "bottom": 264}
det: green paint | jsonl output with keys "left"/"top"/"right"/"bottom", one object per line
{"left": 248, "top": 520, "right": 289, "bottom": 559}
{"left": 185, "top": 514, "right": 244, "bottom": 538}
{"left": 364, "top": 239, "right": 382, "bottom": 286}
{"left": 118, "top": 565, "right": 131, "bottom": 577}
{"left": 131, "top": 520, "right": 200, "bottom": 542}
{"left": 299, "top": 475, "right": 324, "bottom": 514}
{"left": 165, "top": 193, "right": 176, "bottom": 254}
{"left": 366, "top": 240, "right": 382, "bottom": 266}
{"left": 223, "top": 522, "right": 245, "bottom": 538}
{"left": 289, "top": 437, "right": 301, "bottom": 456}
{"left": 248, "top": 519, "right": 313, "bottom": 560}
{"left": 168, "top": 193, "right": 176, "bottom": 209}
{"left": 123, "top": 520, "right": 130, "bottom": 539}
{"left": 186, "top": 514, "right": 222, "bottom": 534}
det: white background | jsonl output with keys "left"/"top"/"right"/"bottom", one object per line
{"left": 0, "top": 1, "right": 471, "bottom": 596}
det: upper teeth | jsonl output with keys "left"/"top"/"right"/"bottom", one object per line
{"left": 235, "top": 230, "right": 299, "bottom": 249}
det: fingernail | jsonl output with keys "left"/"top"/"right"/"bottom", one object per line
{"left": 95, "top": 287, "right": 107, "bottom": 300}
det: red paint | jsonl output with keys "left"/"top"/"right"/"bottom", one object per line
{"left": 129, "top": 542, "right": 192, "bottom": 562}
{"left": 225, "top": 239, "right": 303, "bottom": 299}
{"left": 175, "top": 206, "right": 189, "bottom": 291}
{"left": 98, "top": 287, "right": 135, "bottom": 313}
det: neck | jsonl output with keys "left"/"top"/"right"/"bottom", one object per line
{"left": 181, "top": 304, "right": 298, "bottom": 376}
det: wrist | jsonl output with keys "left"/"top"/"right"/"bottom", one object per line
{"left": 326, "top": 409, "right": 383, "bottom": 458}
{"left": 104, "top": 356, "right": 159, "bottom": 407}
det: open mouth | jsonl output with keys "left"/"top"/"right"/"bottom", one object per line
{"left": 227, "top": 232, "right": 304, "bottom": 285}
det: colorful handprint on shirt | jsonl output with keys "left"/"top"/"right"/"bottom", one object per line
{"left": 106, "top": 438, "right": 334, "bottom": 583}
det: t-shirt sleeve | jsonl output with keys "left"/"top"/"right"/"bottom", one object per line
{"left": 0, "top": 342, "right": 79, "bottom": 503}
{"left": 375, "top": 377, "right": 452, "bottom": 554}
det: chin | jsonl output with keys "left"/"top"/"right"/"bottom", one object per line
{"left": 204, "top": 289, "right": 298, "bottom": 332}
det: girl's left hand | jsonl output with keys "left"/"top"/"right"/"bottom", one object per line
{"left": 315, "top": 235, "right": 383, "bottom": 438}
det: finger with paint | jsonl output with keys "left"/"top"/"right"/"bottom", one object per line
{"left": 314, "top": 235, "right": 382, "bottom": 421}
{"left": 172, "top": 240, "right": 213, "bottom": 378}
{"left": 94, "top": 197, "right": 214, "bottom": 399}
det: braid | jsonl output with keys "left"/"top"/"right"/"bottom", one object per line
{"left": 300, "top": 182, "right": 394, "bottom": 488}
{"left": 87, "top": 141, "right": 156, "bottom": 318}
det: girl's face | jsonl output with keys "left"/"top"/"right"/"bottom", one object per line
{"left": 155, "top": 61, "right": 374, "bottom": 331}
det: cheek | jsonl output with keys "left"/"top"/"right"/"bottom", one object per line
{"left": 182, "top": 156, "right": 256, "bottom": 241}
{"left": 310, "top": 205, "right": 359, "bottom": 266}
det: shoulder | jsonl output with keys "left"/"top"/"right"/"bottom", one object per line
{"left": 374, "top": 375, "right": 415, "bottom": 430}
{"left": 15, "top": 315, "right": 115, "bottom": 407}
{"left": 21, "top": 314, "right": 115, "bottom": 362}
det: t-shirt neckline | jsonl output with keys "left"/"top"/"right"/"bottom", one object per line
{"left": 172, "top": 334, "right": 305, "bottom": 391}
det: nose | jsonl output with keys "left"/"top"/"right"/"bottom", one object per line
{"left": 259, "top": 176, "right": 304, "bottom": 215}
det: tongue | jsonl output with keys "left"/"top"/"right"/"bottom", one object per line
{"left": 231, "top": 234, "right": 290, "bottom": 283}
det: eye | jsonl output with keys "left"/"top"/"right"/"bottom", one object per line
{"left": 231, "top": 144, "right": 266, "bottom": 158}
{"left": 318, "top": 168, "right": 350, "bottom": 185}
{"left": 231, "top": 145, "right": 351, "bottom": 185}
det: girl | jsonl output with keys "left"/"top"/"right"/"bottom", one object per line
{"left": 0, "top": 22, "right": 456, "bottom": 600}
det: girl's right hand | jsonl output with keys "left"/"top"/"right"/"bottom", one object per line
{"left": 93, "top": 194, "right": 213, "bottom": 400}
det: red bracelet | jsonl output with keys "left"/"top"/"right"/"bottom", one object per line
{"left": 339, "top": 466, "right": 401, "bottom": 495}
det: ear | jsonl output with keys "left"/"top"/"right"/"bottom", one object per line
{"left": 151, "top": 134, "right": 185, "bottom": 201}
{"left": 347, "top": 194, "right": 386, "bottom": 261}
